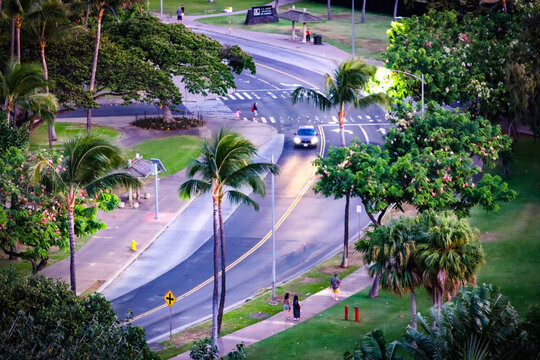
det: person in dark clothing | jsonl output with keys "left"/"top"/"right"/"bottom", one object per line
{"left": 292, "top": 295, "right": 301, "bottom": 321}
{"left": 330, "top": 272, "right": 342, "bottom": 301}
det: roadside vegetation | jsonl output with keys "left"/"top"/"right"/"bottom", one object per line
{"left": 30, "top": 122, "right": 120, "bottom": 149}
{"left": 244, "top": 137, "right": 540, "bottom": 358}
{"left": 148, "top": 0, "right": 267, "bottom": 16}
{"left": 197, "top": 2, "right": 392, "bottom": 59}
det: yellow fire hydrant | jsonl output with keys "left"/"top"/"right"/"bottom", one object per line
{"left": 131, "top": 240, "right": 137, "bottom": 252}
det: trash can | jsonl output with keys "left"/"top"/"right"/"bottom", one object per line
{"left": 313, "top": 34, "right": 322, "bottom": 45}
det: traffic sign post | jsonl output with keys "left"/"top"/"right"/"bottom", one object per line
{"left": 164, "top": 290, "right": 176, "bottom": 342}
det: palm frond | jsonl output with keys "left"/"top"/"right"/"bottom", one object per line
{"left": 291, "top": 87, "right": 333, "bottom": 111}
{"left": 225, "top": 190, "right": 259, "bottom": 211}
{"left": 178, "top": 179, "right": 211, "bottom": 199}
{"left": 85, "top": 172, "right": 141, "bottom": 197}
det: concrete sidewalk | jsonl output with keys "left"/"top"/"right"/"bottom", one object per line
{"left": 173, "top": 266, "right": 373, "bottom": 359}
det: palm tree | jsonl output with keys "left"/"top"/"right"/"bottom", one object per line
{"left": 0, "top": 60, "right": 58, "bottom": 128}
{"left": 344, "top": 329, "right": 400, "bottom": 360}
{"left": 365, "top": 217, "right": 424, "bottom": 329}
{"left": 30, "top": 134, "right": 141, "bottom": 293}
{"left": 361, "top": 0, "right": 367, "bottom": 23}
{"left": 86, "top": 0, "right": 122, "bottom": 133}
{"left": 26, "top": 0, "right": 86, "bottom": 148}
{"left": 327, "top": 0, "right": 332, "bottom": 20}
{"left": 416, "top": 211, "right": 485, "bottom": 310}
{"left": 292, "top": 58, "right": 387, "bottom": 268}
{"left": 179, "top": 128, "right": 279, "bottom": 340}
{"left": 401, "top": 284, "right": 531, "bottom": 360}
{"left": 5, "top": 0, "right": 32, "bottom": 63}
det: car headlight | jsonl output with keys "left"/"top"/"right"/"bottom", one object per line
{"left": 294, "top": 136, "right": 301, "bottom": 144}
{"left": 311, "top": 137, "right": 318, "bottom": 144}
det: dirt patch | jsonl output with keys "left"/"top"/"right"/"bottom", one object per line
{"left": 479, "top": 232, "right": 499, "bottom": 242}
{"left": 249, "top": 312, "right": 270, "bottom": 319}
{"left": 87, "top": 280, "right": 105, "bottom": 291}
{"left": 295, "top": 277, "right": 319, "bottom": 285}
{"left": 356, "top": 39, "right": 388, "bottom": 52}
{"left": 171, "top": 327, "right": 210, "bottom": 347}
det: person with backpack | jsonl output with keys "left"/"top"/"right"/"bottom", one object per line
{"left": 251, "top": 102, "right": 258, "bottom": 120}
{"left": 330, "top": 272, "right": 342, "bottom": 301}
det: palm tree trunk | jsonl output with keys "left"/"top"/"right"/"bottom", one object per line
{"left": 361, "top": 0, "right": 366, "bottom": 23}
{"left": 10, "top": 17, "right": 15, "bottom": 60}
{"left": 67, "top": 199, "right": 76, "bottom": 293}
{"left": 393, "top": 0, "right": 398, "bottom": 21}
{"left": 87, "top": 7, "right": 104, "bottom": 134}
{"left": 327, "top": 0, "right": 332, "bottom": 20}
{"left": 411, "top": 288, "right": 417, "bottom": 329}
{"left": 338, "top": 103, "right": 346, "bottom": 147}
{"left": 217, "top": 199, "right": 226, "bottom": 335}
{"left": 41, "top": 43, "right": 54, "bottom": 149}
{"left": 16, "top": 15, "right": 21, "bottom": 63}
{"left": 84, "top": 4, "right": 90, "bottom": 26}
{"left": 211, "top": 195, "right": 220, "bottom": 341}
{"left": 274, "top": 0, "right": 279, "bottom": 14}
{"left": 368, "top": 273, "right": 380, "bottom": 298}
{"left": 341, "top": 193, "right": 350, "bottom": 268}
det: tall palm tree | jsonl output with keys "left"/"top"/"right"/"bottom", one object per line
{"left": 5, "top": 0, "right": 32, "bottom": 63}
{"left": 0, "top": 60, "right": 58, "bottom": 128}
{"left": 361, "top": 0, "right": 367, "bottom": 23}
{"left": 179, "top": 128, "right": 279, "bottom": 340}
{"left": 30, "top": 134, "right": 141, "bottom": 293}
{"left": 86, "top": 0, "right": 121, "bottom": 133}
{"left": 292, "top": 58, "right": 387, "bottom": 269}
{"left": 344, "top": 329, "right": 400, "bottom": 360}
{"left": 26, "top": 0, "right": 85, "bottom": 148}
{"left": 416, "top": 211, "right": 485, "bottom": 310}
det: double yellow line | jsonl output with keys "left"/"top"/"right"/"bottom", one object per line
{"left": 130, "top": 125, "right": 326, "bottom": 323}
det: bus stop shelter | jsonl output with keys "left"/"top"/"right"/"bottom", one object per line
{"left": 278, "top": 9, "right": 323, "bottom": 43}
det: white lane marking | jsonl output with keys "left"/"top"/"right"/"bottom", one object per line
{"left": 242, "top": 92, "right": 252, "bottom": 99}
{"left": 252, "top": 93, "right": 260, "bottom": 99}
{"left": 243, "top": 117, "right": 249, "bottom": 121}
{"left": 269, "top": 116, "right": 276, "bottom": 123}
{"left": 366, "top": 115, "right": 371, "bottom": 119}
{"left": 261, "top": 117, "right": 267, "bottom": 123}
{"left": 228, "top": 94, "right": 236, "bottom": 100}
{"left": 378, "top": 128, "right": 387, "bottom": 135}
{"left": 331, "top": 115, "right": 338, "bottom": 123}
{"left": 359, "top": 125, "right": 370, "bottom": 144}
{"left": 357, "top": 115, "right": 362, "bottom": 120}
{"left": 267, "top": 92, "right": 278, "bottom": 99}
{"left": 279, "top": 83, "right": 303, "bottom": 87}
{"left": 331, "top": 128, "right": 353, "bottom": 134}
{"left": 234, "top": 93, "right": 244, "bottom": 100}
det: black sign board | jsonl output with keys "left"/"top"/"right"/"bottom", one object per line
{"left": 252, "top": 5, "right": 273, "bottom": 17}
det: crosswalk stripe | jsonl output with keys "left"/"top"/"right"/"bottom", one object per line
{"left": 331, "top": 116, "right": 338, "bottom": 123}
{"left": 267, "top": 92, "right": 278, "bottom": 99}
{"left": 252, "top": 93, "right": 260, "bottom": 99}
{"left": 269, "top": 116, "right": 276, "bottom": 123}
{"left": 242, "top": 92, "right": 252, "bottom": 99}
{"left": 243, "top": 117, "right": 249, "bottom": 121}
{"left": 221, "top": 96, "right": 228, "bottom": 101}
{"left": 228, "top": 94, "right": 236, "bottom": 100}
{"left": 234, "top": 93, "right": 244, "bottom": 100}
{"left": 261, "top": 117, "right": 267, "bottom": 123}
{"left": 357, "top": 115, "right": 362, "bottom": 120}
{"left": 366, "top": 115, "right": 371, "bottom": 119}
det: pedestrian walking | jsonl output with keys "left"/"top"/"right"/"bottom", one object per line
{"left": 330, "top": 272, "right": 342, "bottom": 301}
{"left": 181, "top": 3, "right": 185, "bottom": 14}
{"left": 292, "top": 295, "right": 301, "bottom": 321}
{"left": 251, "top": 102, "right": 258, "bottom": 120}
{"left": 283, "top": 293, "right": 291, "bottom": 320}
{"left": 176, "top": 7, "right": 183, "bottom": 23}
{"left": 234, "top": 108, "right": 241, "bottom": 120}
{"left": 306, "top": 28, "right": 311, "bottom": 42}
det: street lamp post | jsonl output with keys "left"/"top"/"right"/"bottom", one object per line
{"left": 388, "top": 69, "right": 424, "bottom": 115}
{"left": 260, "top": 153, "right": 277, "bottom": 304}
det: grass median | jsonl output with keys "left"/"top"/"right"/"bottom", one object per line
{"left": 30, "top": 122, "right": 120, "bottom": 150}
{"left": 245, "top": 137, "right": 540, "bottom": 358}
{"left": 148, "top": 0, "right": 266, "bottom": 17}
{"left": 196, "top": 2, "right": 392, "bottom": 59}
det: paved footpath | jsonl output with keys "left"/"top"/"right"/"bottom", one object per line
{"left": 173, "top": 266, "right": 373, "bottom": 359}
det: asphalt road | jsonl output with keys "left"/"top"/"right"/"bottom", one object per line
{"left": 108, "top": 37, "right": 391, "bottom": 341}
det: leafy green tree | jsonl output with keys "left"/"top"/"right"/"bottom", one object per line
{"left": 30, "top": 134, "right": 141, "bottom": 293}
{"left": 107, "top": 12, "right": 255, "bottom": 121}
{"left": 343, "top": 329, "right": 400, "bottom": 360}
{"left": 0, "top": 60, "right": 58, "bottom": 128}
{"left": 0, "top": 268, "right": 158, "bottom": 359}
{"left": 400, "top": 284, "right": 536, "bottom": 360}
{"left": 292, "top": 57, "right": 387, "bottom": 147}
{"left": 415, "top": 211, "right": 485, "bottom": 310}
{"left": 179, "top": 128, "right": 278, "bottom": 340}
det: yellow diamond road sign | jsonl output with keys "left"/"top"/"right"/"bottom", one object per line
{"left": 164, "top": 290, "right": 176, "bottom": 307}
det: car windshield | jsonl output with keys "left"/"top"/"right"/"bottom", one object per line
{"left": 298, "top": 128, "right": 315, "bottom": 136}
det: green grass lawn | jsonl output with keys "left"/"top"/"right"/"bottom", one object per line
{"left": 30, "top": 122, "right": 120, "bottom": 150}
{"left": 243, "top": 138, "right": 540, "bottom": 359}
{"left": 127, "top": 136, "right": 202, "bottom": 178}
{"left": 148, "top": 0, "right": 267, "bottom": 17}
{"left": 197, "top": 2, "right": 392, "bottom": 59}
